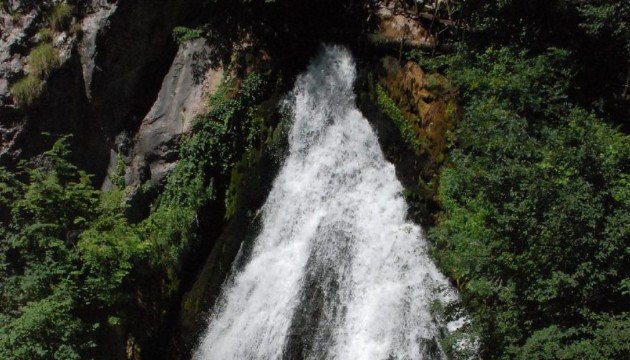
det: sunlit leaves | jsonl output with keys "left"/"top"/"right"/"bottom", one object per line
{"left": 433, "top": 46, "right": 630, "bottom": 358}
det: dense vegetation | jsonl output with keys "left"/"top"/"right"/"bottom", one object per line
{"left": 421, "top": 0, "right": 630, "bottom": 358}
{"left": 0, "top": 138, "right": 143, "bottom": 359}
{"left": 431, "top": 48, "right": 630, "bottom": 359}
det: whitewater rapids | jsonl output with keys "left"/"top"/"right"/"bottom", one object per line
{"left": 193, "top": 45, "right": 457, "bottom": 360}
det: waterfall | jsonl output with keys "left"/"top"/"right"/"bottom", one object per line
{"left": 193, "top": 45, "right": 459, "bottom": 360}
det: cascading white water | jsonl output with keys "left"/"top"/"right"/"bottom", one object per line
{"left": 194, "top": 45, "right": 458, "bottom": 360}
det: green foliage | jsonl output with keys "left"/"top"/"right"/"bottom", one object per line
{"left": 459, "top": 0, "right": 629, "bottom": 122}
{"left": 37, "top": 27, "right": 54, "bottom": 43}
{"left": 0, "top": 137, "right": 145, "bottom": 358}
{"left": 375, "top": 83, "right": 422, "bottom": 154}
{"left": 10, "top": 75, "right": 44, "bottom": 106}
{"left": 518, "top": 314, "right": 630, "bottom": 359}
{"left": 9, "top": 41, "right": 61, "bottom": 107}
{"left": 574, "top": 1, "right": 630, "bottom": 55}
{"left": 50, "top": 2, "right": 73, "bottom": 32}
{"left": 432, "top": 47, "right": 630, "bottom": 358}
{"left": 79, "top": 191, "right": 148, "bottom": 305}
{"left": 172, "top": 26, "right": 204, "bottom": 44}
{"left": 110, "top": 153, "right": 126, "bottom": 189}
{"left": 141, "top": 72, "right": 269, "bottom": 291}
{"left": 29, "top": 43, "right": 61, "bottom": 78}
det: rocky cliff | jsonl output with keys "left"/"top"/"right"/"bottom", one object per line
{"left": 1, "top": 0, "right": 215, "bottom": 190}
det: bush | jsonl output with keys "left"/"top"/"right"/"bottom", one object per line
{"left": 50, "top": 3, "right": 73, "bottom": 31}
{"left": 10, "top": 75, "right": 44, "bottom": 107}
{"left": 0, "top": 138, "right": 146, "bottom": 359}
{"left": 375, "top": 83, "right": 422, "bottom": 154}
{"left": 10, "top": 43, "right": 60, "bottom": 107}
{"left": 28, "top": 43, "right": 60, "bottom": 78}
{"left": 37, "top": 28, "right": 53, "bottom": 43}
{"left": 172, "top": 26, "right": 204, "bottom": 44}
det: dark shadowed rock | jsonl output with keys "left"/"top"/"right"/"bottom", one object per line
{"left": 101, "top": 39, "right": 223, "bottom": 193}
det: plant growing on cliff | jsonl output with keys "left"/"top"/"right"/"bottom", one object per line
{"left": 50, "top": 2, "right": 73, "bottom": 32}
{"left": 37, "top": 27, "right": 54, "bottom": 43}
{"left": 29, "top": 43, "right": 60, "bottom": 78}
{"left": 172, "top": 26, "right": 204, "bottom": 44}
{"left": 375, "top": 83, "right": 422, "bottom": 154}
{"left": 141, "top": 71, "right": 270, "bottom": 293}
{"left": 9, "top": 75, "right": 44, "bottom": 107}
{"left": 10, "top": 43, "right": 60, "bottom": 107}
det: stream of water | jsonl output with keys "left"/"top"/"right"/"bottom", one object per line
{"left": 193, "top": 45, "right": 459, "bottom": 360}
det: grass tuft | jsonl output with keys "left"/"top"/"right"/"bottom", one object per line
{"left": 50, "top": 3, "right": 73, "bottom": 31}
{"left": 10, "top": 75, "right": 44, "bottom": 107}
{"left": 28, "top": 43, "right": 60, "bottom": 78}
{"left": 37, "top": 27, "right": 53, "bottom": 43}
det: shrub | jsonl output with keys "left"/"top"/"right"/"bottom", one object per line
{"left": 375, "top": 84, "right": 422, "bottom": 154}
{"left": 28, "top": 43, "right": 60, "bottom": 78}
{"left": 50, "top": 3, "right": 73, "bottom": 31}
{"left": 172, "top": 26, "right": 204, "bottom": 44}
{"left": 432, "top": 47, "right": 630, "bottom": 358}
{"left": 37, "top": 27, "right": 53, "bottom": 43}
{"left": 11, "top": 43, "right": 60, "bottom": 107}
{"left": 10, "top": 75, "right": 44, "bottom": 107}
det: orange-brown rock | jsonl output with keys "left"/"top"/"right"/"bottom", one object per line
{"left": 381, "top": 57, "right": 458, "bottom": 162}
{"left": 379, "top": 55, "right": 458, "bottom": 173}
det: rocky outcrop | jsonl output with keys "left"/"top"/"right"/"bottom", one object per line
{"left": 0, "top": 3, "right": 42, "bottom": 159}
{"left": 104, "top": 39, "right": 223, "bottom": 192}
{"left": 0, "top": 0, "right": 206, "bottom": 182}
{"left": 1, "top": 1, "right": 111, "bottom": 160}
{"left": 77, "top": 0, "right": 118, "bottom": 101}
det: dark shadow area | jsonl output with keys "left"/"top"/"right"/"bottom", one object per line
{"left": 13, "top": 46, "right": 108, "bottom": 179}
{"left": 182, "top": 0, "right": 380, "bottom": 86}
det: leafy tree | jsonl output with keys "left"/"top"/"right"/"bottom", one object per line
{"left": 0, "top": 137, "right": 145, "bottom": 359}
{"left": 431, "top": 47, "right": 630, "bottom": 358}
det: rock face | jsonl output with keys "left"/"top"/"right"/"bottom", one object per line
{"left": 1, "top": 1, "right": 113, "bottom": 162}
{"left": 370, "top": 1, "right": 434, "bottom": 48}
{"left": 105, "top": 39, "right": 223, "bottom": 191}
{"left": 380, "top": 55, "right": 458, "bottom": 169}
{"left": 0, "top": 0, "right": 207, "bottom": 183}
{"left": 0, "top": 3, "right": 40, "bottom": 159}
